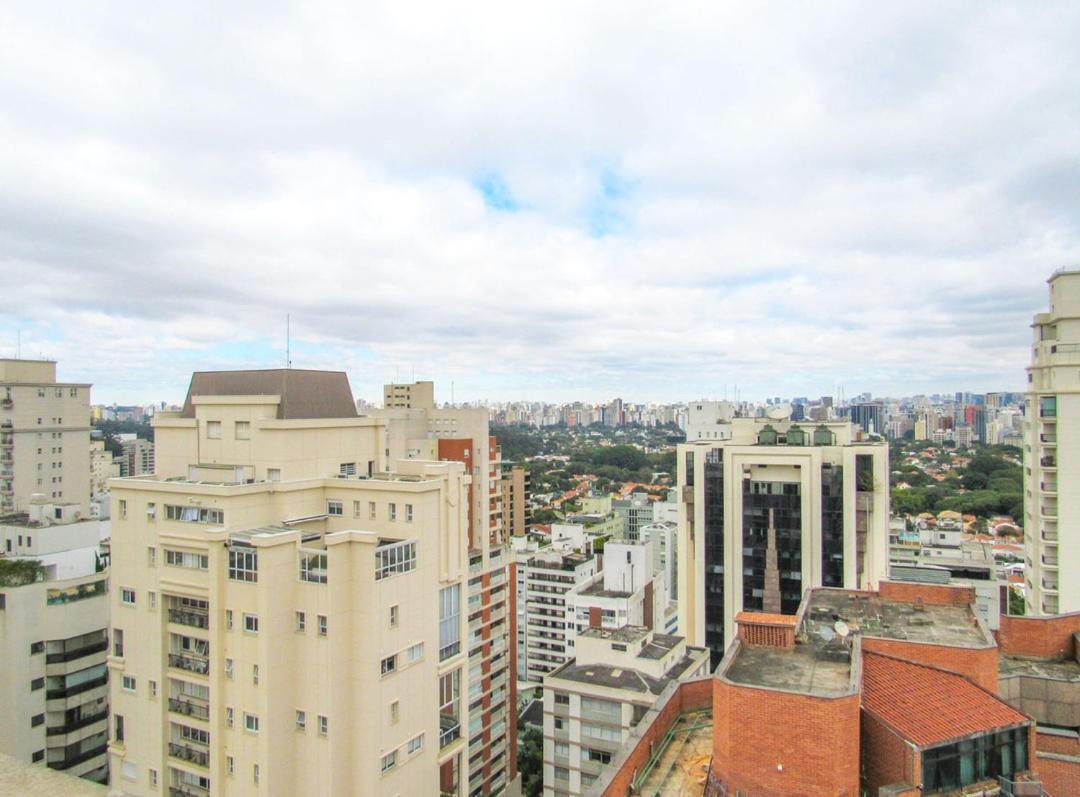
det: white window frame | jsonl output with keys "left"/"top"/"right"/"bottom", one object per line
{"left": 120, "top": 588, "right": 136, "bottom": 606}
{"left": 244, "top": 712, "right": 260, "bottom": 733}
{"left": 243, "top": 614, "right": 259, "bottom": 634}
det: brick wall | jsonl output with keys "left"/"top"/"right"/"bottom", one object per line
{"left": 995, "top": 613, "right": 1080, "bottom": 661}
{"left": 712, "top": 678, "right": 861, "bottom": 796}
{"left": 879, "top": 580, "right": 976, "bottom": 607}
{"left": 1035, "top": 752, "right": 1080, "bottom": 797}
{"left": 861, "top": 711, "right": 916, "bottom": 794}
{"left": 1036, "top": 730, "right": 1080, "bottom": 757}
{"left": 860, "top": 636, "right": 999, "bottom": 693}
{"left": 598, "top": 678, "right": 712, "bottom": 797}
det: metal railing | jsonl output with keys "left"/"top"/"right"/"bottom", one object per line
{"left": 168, "top": 742, "right": 209, "bottom": 768}
{"left": 168, "top": 653, "right": 209, "bottom": 675}
{"left": 168, "top": 608, "right": 209, "bottom": 629}
{"left": 168, "top": 698, "right": 210, "bottom": 721}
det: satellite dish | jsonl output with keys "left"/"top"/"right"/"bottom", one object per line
{"left": 766, "top": 403, "right": 792, "bottom": 420}
{"left": 818, "top": 625, "right": 836, "bottom": 642}
{"left": 834, "top": 620, "right": 850, "bottom": 638}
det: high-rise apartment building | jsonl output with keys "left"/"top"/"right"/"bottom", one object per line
{"left": 1025, "top": 269, "right": 1080, "bottom": 615}
{"left": 117, "top": 437, "right": 155, "bottom": 478}
{"left": 677, "top": 418, "right": 889, "bottom": 667}
{"left": 0, "top": 503, "right": 111, "bottom": 784}
{"left": 0, "top": 359, "right": 91, "bottom": 515}
{"left": 368, "top": 383, "right": 516, "bottom": 797}
{"left": 541, "top": 626, "right": 708, "bottom": 797}
{"left": 499, "top": 465, "right": 530, "bottom": 538}
{"left": 106, "top": 369, "right": 503, "bottom": 796}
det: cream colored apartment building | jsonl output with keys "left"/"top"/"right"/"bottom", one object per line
{"left": 677, "top": 417, "right": 889, "bottom": 668}
{"left": 0, "top": 359, "right": 91, "bottom": 515}
{"left": 106, "top": 370, "right": 480, "bottom": 796}
{"left": 1025, "top": 269, "right": 1080, "bottom": 615}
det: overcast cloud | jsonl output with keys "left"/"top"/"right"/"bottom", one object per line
{"left": 1, "top": 2, "right": 1078, "bottom": 404}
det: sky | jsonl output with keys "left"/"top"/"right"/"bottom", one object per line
{"left": 2, "top": 2, "right": 1079, "bottom": 406}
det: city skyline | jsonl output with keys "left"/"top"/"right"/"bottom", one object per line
{"left": 3, "top": 4, "right": 1079, "bottom": 404}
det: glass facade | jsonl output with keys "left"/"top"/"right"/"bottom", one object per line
{"left": 742, "top": 479, "right": 802, "bottom": 615}
{"left": 703, "top": 449, "right": 725, "bottom": 669}
{"left": 821, "top": 465, "right": 844, "bottom": 587}
{"left": 921, "top": 728, "right": 1028, "bottom": 792}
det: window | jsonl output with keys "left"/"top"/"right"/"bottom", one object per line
{"left": 369, "top": 501, "right": 376, "bottom": 520}
{"left": 148, "top": 546, "right": 157, "bottom": 566}
{"left": 581, "top": 696, "right": 621, "bottom": 720}
{"left": 165, "top": 549, "right": 209, "bottom": 569}
{"left": 226, "top": 707, "right": 234, "bottom": 727}
{"left": 339, "top": 462, "right": 356, "bottom": 476}
{"left": 439, "top": 584, "right": 461, "bottom": 660}
{"left": 554, "top": 717, "right": 564, "bottom": 730}
{"left": 119, "top": 499, "right": 127, "bottom": 519}
{"left": 299, "top": 551, "right": 327, "bottom": 583}
{"left": 318, "top": 715, "right": 328, "bottom": 736}
{"left": 253, "top": 664, "right": 259, "bottom": 685}
{"left": 405, "top": 504, "right": 413, "bottom": 522}
{"left": 227, "top": 756, "right": 235, "bottom": 775}
{"left": 149, "top": 591, "right": 157, "bottom": 609}
{"left": 226, "top": 609, "right": 234, "bottom": 629}
{"left": 375, "top": 540, "right": 417, "bottom": 580}
{"left": 149, "top": 679, "right": 157, "bottom": 698}
{"left": 381, "top": 655, "right": 397, "bottom": 676}
{"left": 921, "top": 729, "right": 1029, "bottom": 791}
{"left": 225, "top": 659, "right": 234, "bottom": 679}
{"left": 554, "top": 742, "right": 569, "bottom": 758}
{"left": 166, "top": 505, "right": 224, "bottom": 524}
{"left": 235, "top": 421, "right": 250, "bottom": 440}
{"left": 582, "top": 723, "right": 621, "bottom": 742}
{"left": 149, "top": 768, "right": 158, "bottom": 787}
{"left": 389, "top": 605, "right": 398, "bottom": 628}
{"left": 408, "top": 734, "right": 424, "bottom": 754}
{"left": 31, "top": 713, "right": 44, "bottom": 727}
{"left": 407, "top": 642, "right": 424, "bottom": 663}
{"left": 268, "top": 468, "right": 281, "bottom": 482}
{"left": 296, "top": 611, "right": 306, "bottom": 631}
{"left": 29, "top": 640, "right": 43, "bottom": 655}
{"left": 389, "top": 502, "right": 397, "bottom": 521}
{"left": 381, "top": 751, "right": 396, "bottom": 772}
{"left": 296, "top": 710, "right": 306, "bottom": 731}
{"left": 244, "top": 713, "right": 260, "bottom": 733}
{"left": 113, "top": 629, "right": 124, "bottom": 657}
{"left": 31, "top": 750, "right": 44, "bottom": 763}
{"left": 353, "top": 500, "right": 362, "bottom": 518}
{"left": 327, "top": 500, "right": 343, "bottom": 516}
{"left": 582, "top": 748, "right": 612, "bottom": 765}
{"left": 318, "top": 615, "right": 327, "bottom": 636}
{"left": 254, "top": 763, "right": 260, "bottom": 785}
{"left": 147, "top": 503, "right": 156, "bottom": 520}
{"left": 115, "top": 714, "right": 125, "bottom": 743}
{"left": 122, "top": 675, "right": 136, "bottom": 692}
{"left": 439, "top": 669, "right": 461, "bottom": 748}
{"left": 207, "top": 421, "right": 221, "bottom": 439}
{"left": 121, "top": 588, "right": 136, "bottom": 606}
{"left": 554, "top": 766, "right": 570, "bottom": 782}
{"left": 244, "top": 614, "right": 259, "bottom": 634}
{"left": 390, "top": 700, "right": 399, "bottom": 724}
{"left": 228, "top": 548, "right": 258, "bottom": 582}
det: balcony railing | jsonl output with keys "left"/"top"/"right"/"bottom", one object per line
{"left": 46, "top": 675, "right": 107, "bottom": 700}
{"left": 170, "top": 787, "right": 210, "bottom": 797}
{"left": 168, "top": 653, "right": 209, "bottom": 675}
{"left": 1042, "top": 580, "right": 1059, "bottom": 592}
{"left": 168, "top": 608, "right": 209, "bottom": 630}
{"left": 440, "top": 716, "right": 461, "bottom": 749}
{"left": 46, "top": 710, "right": 108, "bottom": 736}
{"left": 168, "top": 698, "right": 210, "bottom": 721}
{"left": 168, "top": 742, "right": 209, "bottom": 768}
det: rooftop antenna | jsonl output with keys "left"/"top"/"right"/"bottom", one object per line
{"left": 286, "top": 314, "right": 292, "bottom": 368}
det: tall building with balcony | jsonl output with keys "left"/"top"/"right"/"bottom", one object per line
{"left": 677, "top": 417, "right": 890, "bottom": 668}
{"left": 0, "top": 505, "right": 111, "bottom": 784}
{"left": 1024, "top": 269, "right": 1080, "bottom": 615}
{"left": 105, "top": 369, "right": 498, "bottom": 796}
{"left": 0, "top": 359, "right": 91, "bottom": 515}
{"left": 499, "top": 465, "right": 530, "bottom": 538}
{"left": 368, "top": 383, "right": 515, "bottom": 797}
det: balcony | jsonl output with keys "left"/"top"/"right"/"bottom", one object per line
{"left": 46, "top": 639, "right": 108, "bottom": 665}
{"left": 170, "top": 787, "right": 210, "bottom": 797}
{"left": 46, "top": 675, "right": 107, "bottom": 700}
{"left": 1042, "top": 530, "right": 1058, "bottom": 543}
{"left": 168, "top": 608, "right": 209, "bottom": 630}
{"left": 1042, "top": 579, "right": 1059, "bottom": 593}
{"left": 168, "top": 742, "right": 209, "bottom": 768}
{"left": 168, "top": 653, "right": 209, "bottom": 676}
{"left": 440, "top": 715, "right": 461, "bottom": 749}
{"left": 168, "top": 697, "right": 210, "bottom": 722}
{"left": 1042, "top": 554, "right": 1058, "bottom": 568}
{"left": 1041, "top": 481, "right": 1058, "bottom": 495}
{"left": 46, "top": 709, "right": 108, "bottom": 736}
{"left": 0, "top": 398, "right": 11, "bottom": 409}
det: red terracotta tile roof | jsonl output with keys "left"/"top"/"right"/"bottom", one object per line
{"left": 735, "top": 611, "right": 798, "bottom": 627}
{"left": 861, "top": 652, "right": 1028, "bottom": 747}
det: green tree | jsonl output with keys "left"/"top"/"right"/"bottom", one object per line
{"left": 1008, "top": 588, "right": 1026, "bottom": 617}
{"left": 518, "top": 726, "right": 544, "bottom": 797}
{"left": 0, "top": 559, "right": 44, "bottom": 586}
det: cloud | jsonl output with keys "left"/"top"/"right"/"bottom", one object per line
{"left": 0, "top": 1, "right": 1078, "bottom": 404}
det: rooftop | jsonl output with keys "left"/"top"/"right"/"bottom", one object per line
{"left": 0, "top": 753, "right": 108, "bottom": 796}
{"left": 228, "top": 526, "right": 297, "bottom": 544}
{"left": 1000, "top": 655, "right": 1080, "bottom": 682}
{"left": 806, "top": 588, "right": 992, "bottom": 648}
{"left": 862, "top": 651, "right": 1028, "bottom": 747}
{"left": 579, "top": 581, "right": 633, "bottom": 599}
{"left": 180, "top": 368, "right": 357, "bottom": 420}
{"left": 723, "top": 641, "right": 854, "bottom": 696}
{"left": 632, "top": 707, "right": 713, "bottom": 796}
{"left": 550, "top": 649, "right": 706, "bottom": 696}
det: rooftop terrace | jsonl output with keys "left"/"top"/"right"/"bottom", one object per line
{"left": 632, "top": 708, "right": 713, "bottom": 796}
{"left": 723, "top": 642, "right": 854, "bottom": 696}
